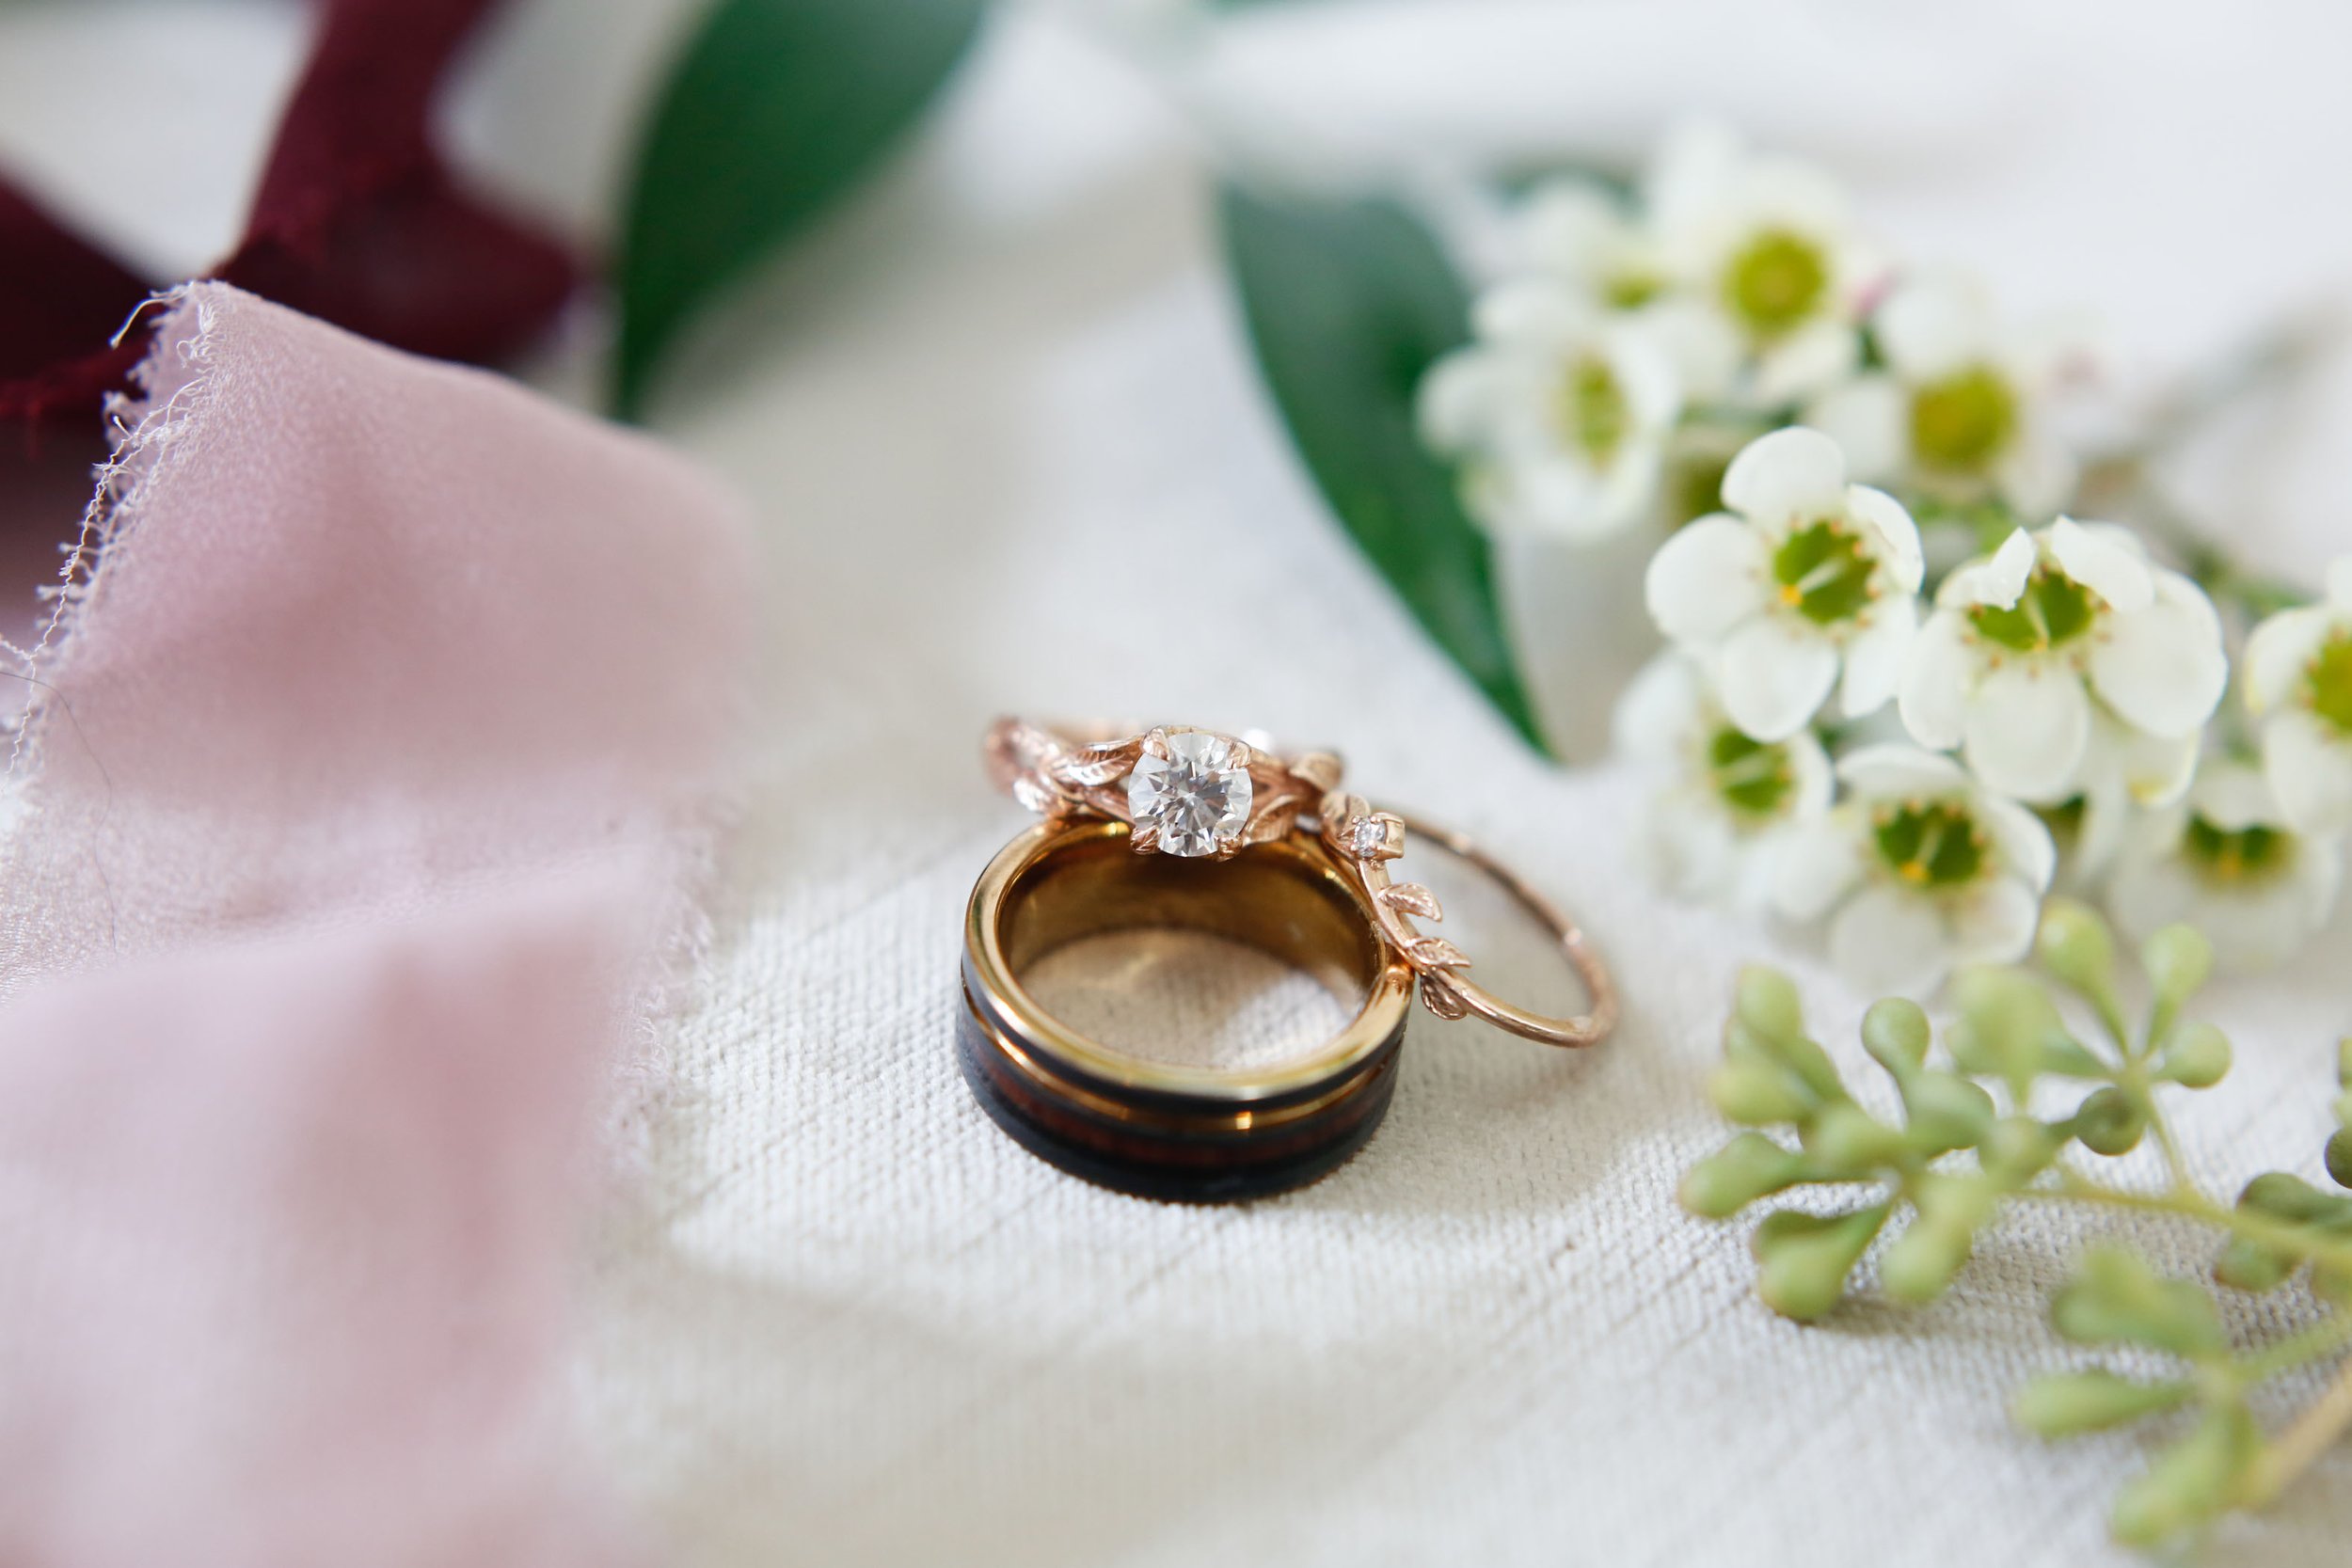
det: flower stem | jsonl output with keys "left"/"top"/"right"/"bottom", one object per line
{"left": 2247, "top": 1339, "right": 2352, "bottom": 1507}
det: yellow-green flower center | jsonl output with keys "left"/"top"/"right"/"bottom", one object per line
{"left": 1772, "top": 519, "right": 1875, "bottom": 626}
{"left": 2306, "top": 630, "right": 2352, "bottom": 735}
{"left": 1968, "top": 566, "right": 2095, "bottom": 654}
{"left": 1909, "top": 364, "right": 2017, "bottom": 474}
{"left": 1554, "top": 354, "right": 1631, "bottom": 467}
{"left": 1873, "top": 799, "right": 1986, "bottom": 888}
{"left": 2184, "top": 816, "right": 2292, "bottom": 884}
{"left": 1723, "top": 229, "right": 1828, "bottom": 341}
{"left": 1605, "top": 269, "right": 1664, "bottom": 310}
{"left": 1708, "top": 727, "right": 1797, "bottom": 820}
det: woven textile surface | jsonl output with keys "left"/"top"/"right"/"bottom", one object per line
{"left": 576, "top": 14, "right": 2352, "bottom": 1564}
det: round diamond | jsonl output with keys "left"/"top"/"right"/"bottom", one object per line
{"left": 1127, "top": 732, "right": 1252, "bottom": 857}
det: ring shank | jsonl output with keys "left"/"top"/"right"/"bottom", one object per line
{"left": 961, "top": 819, "right": 1415, "bottom": 1200}
{"left": 1391, "top": 811, "right": 1619, "bottom": 1048}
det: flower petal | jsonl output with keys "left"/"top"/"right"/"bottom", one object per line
{"left": 2088, "top": 587, "right": 2229, "bottom": 738}
{"left": 1838, "top": 594, "right": 1915, "bottom": 719}
{"left": 1613, "top": 652, "right": 1704, "bottom": 764}
{"left": 1785, "top": 727, "right": 1835, "bottom": 816}
{"left": 1645, "top": 515, "right": 1767, "bottom": 642}
{"left": 1722, "top": 426, "right": 1848, "bottom": 528}
{"left": 1714, "top": 618, "right": 1839, "bottom": 741}
{"left": 1847, "top": 484, "right": 1922, "bottom": 593}
{"left": 2328, "top": 558, "right": 2352, "bottom": 615}
{"left": 1755, "top": 320, "right": 1859, "bottom": 404}
{"left": 1962, "top": 664, "right": 2090, "bottom": 803}
{"left": 1897, "top": 610, "right": 1970, "bottom": 751}
{"left": 1979, "top": 794, "right": 2058, "bottom": 892}
{"left": 1837, "top": 743, "right": 1967, "bottom": 799}
{"left": 1803, "top": 376, "right": 1904, "bottom": 486}
{"left": 1947, "top": 877, "right": 2042, "bottom": 968}
{"left": 2191, "top": 758, "right": 2282, "bottom": 833}
{"left": 2261, "top": 709, "right": 2352, "bottom": 836}
{"left": 2086, "top": 708, "right": 2199, "bottom": 807}
{"left": 2048, "top": 516, "right": 2153, "bottom": 613}
{"left": 2242, "top": 605, "right": 2331, "bottom": 714}
{"left": 1772, "top": 816, "right": 1864, "bottom": 922}
{"left": 1994, "top": 429, "right": 2077, "bottom": 523}
{"left": 1416, "top": 350, "right": 1497, "bottom": 451}
{"left": 1470, "top": 277, "right": 1595, "bottom": 349}
{"left": 1943, "top": 528, "right": 2035, "bottom": 610}
{"left": 1515, "top": 181, "right": 1629, "bottom": 277}
{"left": 1875, "top": 277, "right": 1985, "bottom": 381}
{"left": 1828, "top": 883, "right": 1953, "bottom": 994}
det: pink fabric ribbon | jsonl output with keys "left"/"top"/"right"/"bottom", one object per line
{"left": 0, "top": 284, "right": 752, "bottom": 1564}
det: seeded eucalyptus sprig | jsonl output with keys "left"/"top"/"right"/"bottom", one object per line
{"left": 1681, "top": 900, "right": 2352, "bottom": 1553}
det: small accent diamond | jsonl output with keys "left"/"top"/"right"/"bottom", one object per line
{"left": 1127, "top": 732, "right": 1252, "bottom": 857}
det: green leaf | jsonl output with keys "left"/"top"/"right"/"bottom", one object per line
{"left": 1216, "top": 183, "right": 1543, "bottom": 750}
{"left": 613, "top": 0, "right": 987, "bottom": 418}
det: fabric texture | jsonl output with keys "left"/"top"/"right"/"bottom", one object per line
{"left": 573, "top": 13, "right": 2352, "bottom": 1566}
{"left": 0, "top": 283, "right": 751, "bottom": 1565}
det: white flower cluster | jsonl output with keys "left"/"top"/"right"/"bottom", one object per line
{"left": 1423, "top": 128, "right": 2346, "bottom": 990}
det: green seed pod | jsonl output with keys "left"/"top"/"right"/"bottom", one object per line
{"left": 2329, "top": 1129, "right": 2352, "bottom": 1191}
{"left": 1950, "top": 966, "right": 2066, "bottom": 1102}
{"left": 1754, "top": 1203, "right": 1889, "bottom": 1323}
{"left": 1980, "top": 1115, "right": 2059, "bottom": 1183}
{"left": 1899, "top": 1070, "right": 1996, "bottom": 1155}
{"left": 1726, "top": 1015, "right": 1845, "bottom": 1103}
{"left": 2052, "top": 1245, "right": 2227, "bottom": 1357}
{"left": 2314, "top": 1259, "right": 2352, "bottom": 1305}
{"left": 2036, "top": 897, "right": 2116, "bottom": 1000}
{"left": 2072, "top": 1085, "right": 2146, "bottom": 1157}
{"left": 2011, "top": 1370, "right": 2192, "bottom": 1437}
{"left": 1804, "top": 1102, "right": 1906, "bottom": 1174}
{"left": 1912, "top": 1170, "right": 1996, "bottom": 1231}
{"left": 2340, "top": 1037, "right": 2352, "bottom": 1088}
{"left": 1734, "top": 965, "right": 1806, "bottom": 1046}
{"left": 1680, "top": 1133, "right": 1805, "bottom": 1219}
{"left": 2155, "top": 1020, "right": 2232, "bottom": 1089}
{"left": 1707, "top": 1061, "right": 1814, "bottom": 1127}
{"left": 2213, "top": 1234, "right": 2293, "bottom": 1294}
{"left": 2237, "top": 1171, "right": 2352, "bottom": 1227}
{"left": 2036, "top": 1035, "right": 2111, "bottom": 1080}
{"left": 2108, "top": 1402, "right": 2258, "bottom": 1549}
{"left": 1861, "top": 997, "right": 1931, "bottom": 1076}
{"left": 1881, "top": 1213, "right": 1974, "bottom": 1304}
{"left": 2139, "top": 924, "right": 2214, "bottom": 1012}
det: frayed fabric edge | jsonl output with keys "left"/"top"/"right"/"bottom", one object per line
{"left": 6, "top": 282, "right": 217, "bottom": 783}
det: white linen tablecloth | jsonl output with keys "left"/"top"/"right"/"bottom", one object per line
{"left": 8, "top": 4, "right": 2351, "bottom": 1563}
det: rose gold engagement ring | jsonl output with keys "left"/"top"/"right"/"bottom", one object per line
{"left": 982, "top": 718, "right": 1618, "bottom": 1049}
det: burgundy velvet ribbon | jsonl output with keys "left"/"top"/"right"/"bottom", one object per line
{"left": 0, "top": 0, "right": 579, "bottom": 438}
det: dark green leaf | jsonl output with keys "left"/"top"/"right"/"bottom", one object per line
{"left": 1216, "top": 182, "right": 1543, "bottom": 750}
{"left": 613, "top": 0, "right": 986, "bottom": 418}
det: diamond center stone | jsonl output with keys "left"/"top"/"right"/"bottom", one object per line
{"left": 1127, "top": 732, "right": 1252, "bottom": 857}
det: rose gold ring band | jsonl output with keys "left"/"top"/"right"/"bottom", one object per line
{"left": 981, "top": 717, "right": 1618, "bottom": 1050}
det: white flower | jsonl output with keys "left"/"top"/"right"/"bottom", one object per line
{"left": 1645, "top": 426, "right": 1923, "bottom": 742}
{"left": 2106, "top": 760, "right": 2342, "bottom": 974}
{"left": 1896, "top": 518, "right": 2226, "bottom": 802}
{"left": 1613, "top": 652, "right": 1833, "bottom": 910}
{"left": 1420, "top": 279, "right": 1682, "bottom": 543}
{"left": 1645, "top": 123, "right": 1883, "bottom": 408}
{"left": 1773, "top": 745, "right": 2056, "bottom": 994}
{"left": 1514, "top": 181, "right": 1676, "bottom": 314}
{"left": 1807, "top": 275, "right": 2082, "bottom": 519}
{"left": 2244, "top": 560, "right": 2352, "bottom": 834}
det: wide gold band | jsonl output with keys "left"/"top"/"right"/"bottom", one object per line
{"left": 958, "top": 818, "right": 1415, "bottom": 1200}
